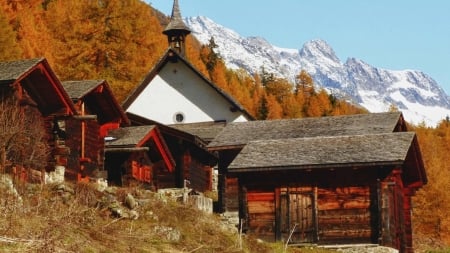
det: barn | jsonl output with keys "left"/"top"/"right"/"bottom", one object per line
{"left": 208, "top": 112, "right": 426, "bottom": 252}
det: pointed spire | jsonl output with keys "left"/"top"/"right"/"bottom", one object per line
{"left": 163, "top": 0, "right": 191, "bottom": 56}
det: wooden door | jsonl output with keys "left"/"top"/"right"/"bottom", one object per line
{"left": 280, "top": 188, "right": 317, "bottom": 244}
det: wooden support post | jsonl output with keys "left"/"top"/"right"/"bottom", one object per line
{"left": 275, "top": 187, "right": 281, "bottom": 241}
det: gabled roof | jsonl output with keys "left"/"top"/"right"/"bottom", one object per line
{"left": 0, "top": 58, "right": 76, "bottom": 116}
{"left": 62, "top": 80, "right": 129, "bottom": 125}
{"left": 62, "top": 80, "right": 101, "bottom": 99}
{"left": 208, "top": 112, "right": 405, "bottom": 150}
{"left": 228, "top": 131, "right": 427, "bottom": 187}
{"left": 0, "top": 58, "right": 42, "bottom": 82}
{"left": 126, "top": 112, "right": 208, "bottom": 147}
{"left": 105, "top": 125, "right": 175, "bottom": 172}
{"left": 105, "top": 125, "right": 156, "bottom": 148}
{"left": 122, "top": 48, "right": 254, "bottom": 121}
{"left": 126, "top": 112, "right": 218, "bottom": 165}
{"left": 228, "top": 132, "right": 415, "bottom": 172}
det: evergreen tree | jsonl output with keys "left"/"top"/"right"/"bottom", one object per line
{"left": 257, "top": 95, "right": 268, "bottom": 120}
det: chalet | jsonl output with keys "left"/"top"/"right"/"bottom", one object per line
{"left": 0, "top": 58, "right": 76, "bottom": 175}
{"left": 207, "top": 112, "right": 427, "bottom": 252}
{"left": 62, "top": 80, "right": 129, "bottom": 181}
{"left": 122, "top": 0, "right": 253, "bottom": 125}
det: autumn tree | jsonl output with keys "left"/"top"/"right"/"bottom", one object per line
{"left": 295, "top": 69, "right": 314, "bottom": 95}
{"left": 264, "top": 77, "right": 293, "bottom": 104}
{"left": 44, "top": 0, "right": 166, "bottom": 101}
{"left": 0, "top": 7, "right": 21, "bottom": 61}
{"left": 412, "top": 121, "right": 450, "bottom": 244}
{"left": 1, "top": 0, "right": 54, "bottom": 62}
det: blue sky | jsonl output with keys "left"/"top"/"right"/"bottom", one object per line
{"left": 148, "top": 0, "right": 450, "bottom": 94}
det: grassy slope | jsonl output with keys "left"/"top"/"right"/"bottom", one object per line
{"left": 0, "top": 180, "right": 335, "bottom": 253}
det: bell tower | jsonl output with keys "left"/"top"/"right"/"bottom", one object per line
{"left": 163, "top": 0, "right": 191, "bottom": 56}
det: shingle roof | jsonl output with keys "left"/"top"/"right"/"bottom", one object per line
{"left": 163, "top": 0, "right": 191, "bottom": 34}
{"left": 168, "top": 121, "right": 227, "bottom": 143}
{"left": 0, "top": 58, "right": 43, "bottom": 83}
{"left": 228, "top": 132, "right": 415, "bottom": 172}
{"left": 208, "top": 112, "right": 403, "bottom": 149}
{"left": 62, "top": 80, "right": 103, "bottom": 100}
{"left": 105, "top": 125, "right": 156, "bottom": 148}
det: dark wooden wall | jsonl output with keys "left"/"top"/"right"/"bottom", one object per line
{"left": 380, "top": 169, "right": 415, "bottom": 253}
{"left": 317, "top": 186, "right": 372, "bottom": 244}
{"left": 240, "top": 184, "right": 376, "bottom": 245}
{"left": 65, "top": 118, "right": 103, "bottom": 181}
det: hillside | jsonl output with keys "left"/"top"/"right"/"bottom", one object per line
{"left": 0, "top": 177, "right": 336, "bottom": 253}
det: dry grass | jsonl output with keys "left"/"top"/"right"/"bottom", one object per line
{"left": 0, "top": 179, "right": 338, "bottom": 253}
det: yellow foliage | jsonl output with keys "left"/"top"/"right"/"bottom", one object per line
{"left": 412, "top": 122, "right": 450, "bottom": 244}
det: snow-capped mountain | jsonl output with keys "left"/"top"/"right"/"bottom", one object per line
{"left": 185, "top": 16, "right": 450, "bottom": 126}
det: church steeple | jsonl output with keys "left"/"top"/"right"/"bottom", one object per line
{"left": 163, "top": 0, "right": 191, "bottom": 56}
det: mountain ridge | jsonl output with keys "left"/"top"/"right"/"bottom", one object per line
{"left": 185, "top": 16, "right": 450, "bottom": 126}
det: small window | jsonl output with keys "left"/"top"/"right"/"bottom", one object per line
{"left": 174, "top": 112, "right": 185, "bottom": 123}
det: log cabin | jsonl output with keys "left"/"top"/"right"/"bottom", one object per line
{"left": 61, "top": 80, "right": 130, "bottom": 181}
{"left": 0, "top": 58, "right": 76, "bottom": 175}
{"left": 104, "top": 125, "right": 175, "bottom": 189}
{"left": 126, "top": 112, "right": 218, "bottom": 192}
{"left": 207, "top": 112, "right": 427, "bottom": 253}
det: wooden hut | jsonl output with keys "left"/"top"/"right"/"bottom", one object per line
{"left": 207, "top": 112, "right": 426, "bottom": 253}
{"left": 62, "top": 80, "right": 129, "bottom": 181}
{"left": 104, "top": 125, "right": 175, "bottom": 189}
{"left": 126, "top": 113, "right": 218, "bottom": 192}
{"left": 0, "top": 58, "right": 76, "bottom": 175}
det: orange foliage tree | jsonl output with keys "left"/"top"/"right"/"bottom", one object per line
{"left": 0, "top": 7, "right": 21, "bottom": 61}
{"left": 412, "top": 120, "right": 450, "bottom": 245}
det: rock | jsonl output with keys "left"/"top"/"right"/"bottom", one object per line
{"left": 129, "top": 210, "right": 139, "bottom": 220}
{"left": 110, "top": 206, "right": 123, "bottom": 218}
{"left": 45, "top": 166, "right": 65, "bottom": 184}
{"left": 0, "top": 174, "right": 23, "bottom": 204}
{"left": 125, "top": 193, "right": 138, "bottom": 209}
{"left": 94, "top": 178, "right": 108, "bottom": 192}
{"left": 153, "top": 226, "right": 182, "bottom": 242}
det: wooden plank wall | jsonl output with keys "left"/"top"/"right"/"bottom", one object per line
{"left": 183, "top": 151, "right": 213, "bottom": 192}
{"left": 154, "top": 160, "right": 176, "bottom": 189}
{"left": 64, "top": 119, "right": 81, "bottom": 180}
{"left": 65, "top": 119, "right": 103, "bottom": 180}
{"left": 224, "top": 177, "right": 239, "bottom": 212}
{"left": 317, "top": 186, "right": 372, "bottom": 244}
{"left": 246, "top": 191, "right": 275, "bottom": 241}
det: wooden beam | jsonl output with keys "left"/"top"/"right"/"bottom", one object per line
{"left": 105, "top": 147, "right": 149, "bottom": 152}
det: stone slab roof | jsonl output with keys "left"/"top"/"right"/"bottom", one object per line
{"left": 105, "top": 125, "right": 156, "bottom": 148}
{"left": 62, "top": 80, "right": 103, "bottom": 100}
{"left": 208, "top": 112, "right": 403, "bottom": 149}
{"left": 228, "top": 132, "right": 415, "bottom": 172}
{"left": 0, "top": 58, "right": 43, "bottom": 83}
{"left": 168, "top": 121, "right": 227, "bottom": 143}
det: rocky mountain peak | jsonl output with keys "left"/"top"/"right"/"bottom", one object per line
{"left": 185, "top": 16, "right": 450, "bottom": 126}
